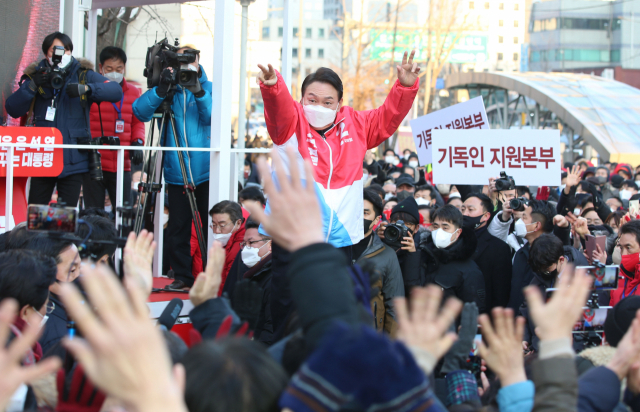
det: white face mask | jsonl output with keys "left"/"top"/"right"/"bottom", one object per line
{"left": 162, "top": 213, "right": 169, "bottom": 226}
{"left": 384, "top": 192, "right": 395, "bottom": 201}
{"left": 437, "top": 184, "right": 451, "bottom": 195}
{"left": 241, "top": 240, "right": 271, "bottom": 268}
{"left": 104, "top": 205, "right": 112, "bottom": 213}
{"left": 415, "top": 197, "right": 430, "bottom": 206}
{"left": 574, "top": 208, "right": 581, "bottom": 216}
{"left": 431, "top": 228, "right": 458, "bottom": 249}
{"left": 409, "top": 160, "right": 419, "bottom": 168}
{"left": 620, "top": 189, "right": 633, "bottom": 201}
{"left": 104, "top": 71, "right": 124, "bottom": 83}
{"left": 362, "top": 173, "right": 369, "bottom": 181}
{"left": 31, "top": 307, "right": 49, "bottom": 329}
{"left": 514, "top": 218, "right": 528, "bottom": 237}
{"left": 385, "top": 156, "right": 396, "bottom": 164}
{"left": 303, "top": 104, "right": 338, "bottom": 128}
{"left": 49, "top": 53, "right": 72, "bottom": 68}
{"left": 212, "top": 222, "right": 237, "bottom": 247}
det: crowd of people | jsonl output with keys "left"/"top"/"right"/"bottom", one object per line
{"left": 3, "top": 30, "right": 640, "bottom": 412}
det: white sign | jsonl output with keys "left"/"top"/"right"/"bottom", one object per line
{"left": 431, "top": 129, "right": 562, "bottom": 186}
{"left": 410, "top": 96, "right": 489, "bottom": 165}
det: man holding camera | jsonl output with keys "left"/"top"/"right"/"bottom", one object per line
{"left": 133, "top": 45, "right": 212, "bottom": 291}
{"left": 85, "top": 46, "right": 145, "bottom": 209}
{"left": 5, "top": 32, "right": 123, "bottom": 206}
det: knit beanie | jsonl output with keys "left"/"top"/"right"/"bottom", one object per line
{"left": 279, "top": 322, "right": 434, "bottom": 412}
{"left": 604, "top": 295, "right": 640, "bottom": 347}
{"left": 391, "top": 196, "right": 420, "bottom": 224}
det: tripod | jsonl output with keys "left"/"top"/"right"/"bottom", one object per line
{"left": 133, "top": 90, "right": 207, "bottom": 263}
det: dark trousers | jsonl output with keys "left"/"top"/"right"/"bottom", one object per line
{"left": 28, "top": 174, "right": 85, "bottom": 206}
{"left": 168, "top": 181, "right": 209, "bottom": 286}
{"left": 83, "top": 171, "right": 132, "bottom": 209}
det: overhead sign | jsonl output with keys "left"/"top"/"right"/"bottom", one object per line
{"left": 369, "top": 30, "right": 488, "bottom": 64}
{"left": 431, "top": 129, "right": 562, "bottom": 185}
{"left": 410, "top": 96, "right": 489, "bottom": 166}
{"left": 0, "top": 127, "right": 64, "bottom": 177}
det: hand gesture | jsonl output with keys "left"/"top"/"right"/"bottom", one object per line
{"left": 488, "top": 177, "right": 497, "bottom": 196}
{"left": 189, "top": 242, "right": 226, "bottom": 307}
{"left": 246, "top": 149, "right": 324, "bottom": 252}
{"left": 397, "top": 50, "right": 421, "bottom": 88}
{"left": 377, "top": 221, "right": 388, "bottom": 239}
{"left": 574, "top": 217, "right": 589, "bottom": 239}
{"left": 502, "top": 196, "right": 513, "bottom": 221}
{"left": 591, "top": 244, "right": 607, "bottom": 265}
{"left": 257, "top": 64, "right": 277, "bottom": 87}
{"left": 565, "top": 165, "right": 581, "bottom": 194}
{"left": 477, "top": 308, "right": 527, "bottom": 387}
{"left": 524, "top": 265, "right": 592, "bottom": 341}
{"left": 394, "top": 285, "right": 463, "bottom": 360}
{"left": 553, "top": 214, "right": 569, "bottom": 228}
{"left": 60, "top": 265, "right": 188, "bottom": 412}
{"left": 0, "top": 299, "right": 61, "bottom": 412}
{"left": 123, "top": 229, "right": 156, "bottom": 299}
{"left": 400, "top": 234, "right": 416, "bottom": 253}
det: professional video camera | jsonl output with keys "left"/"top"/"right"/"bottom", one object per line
{"left": 495, "top": 171, "right": 516, "bottom": 192}
{"left": 509, "top": 197, "right": 529, "bottom": 212}
{"left": 143, "top": 38, "right": 199, "bottom": 89}
{"left": 42, "top": 46, "right": 68, "bottom": 89}
{"left": 383, "top": 220, "right": 410, "bottom": 250}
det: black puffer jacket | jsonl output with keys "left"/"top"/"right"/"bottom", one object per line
{"left": 419, "top": 227, "right": 486, "bottom": 312}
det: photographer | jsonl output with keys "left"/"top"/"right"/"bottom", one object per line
{"left": 5, "top": 32, "right": 123, "bottom": 206}
{"left": 133, "top": 44, "right": 212, "bottom": 291}
{"left": 85, "top": 46, "right": 145, "bottom": 209}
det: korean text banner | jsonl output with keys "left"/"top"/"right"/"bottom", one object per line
{"left": 0, "top": 127, "right": 64, "bottom": 177}
{"left": 431, "top": 129, "right": 561, "bottom": 186}
{"left": 410, "top": 96, "right": 489, "bottom": 166}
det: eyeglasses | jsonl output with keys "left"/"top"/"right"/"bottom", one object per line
{"left": 240, "top": 239, "right": 268, "bottom": 249}
{"left": 210, "top": 222, "right": 231, "bottom": 232}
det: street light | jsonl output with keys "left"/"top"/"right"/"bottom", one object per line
{"left": 236, "top": 0, "right": 256, "bottom": 179}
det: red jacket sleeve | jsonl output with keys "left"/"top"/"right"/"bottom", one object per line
{"left": 356, "top": 78, "right": 419, "bottom": 149}
{"left": 259, "top": 71, "right": 298, "bottom": 145}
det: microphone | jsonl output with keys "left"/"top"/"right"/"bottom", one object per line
{"left": 158, "top": 298, "right": 184, "bottom": 331}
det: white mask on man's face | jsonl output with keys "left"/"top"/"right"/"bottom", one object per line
{"left": 104, "top": 71, "right": 124, "bottom": 83}
{"left": 431, "top": 228, "right": 458, "bottom": 249}
{"left": 303, "top": 104, "right": 338, "bottom": 128}
{"left": 409, "top": 160, "right": 419, "bottom": 168}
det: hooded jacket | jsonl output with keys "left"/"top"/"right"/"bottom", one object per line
{"left": 419, "top": 227, "right": 486, "bottom": 312}
{"left": 614, "top": 163, "right": 633, "bottom": 180}
{"left": 5, "top": 57, "right": 123, "bottom": 178}
{"left": 132, "top": 66, "right": 212, "bottom": 186}
{"left": 259, "top": 71, "right": 419, "bottom": 248}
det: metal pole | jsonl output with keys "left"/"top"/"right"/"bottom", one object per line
{"left": 632, "top": 11, "right": 635, "bottom": 64}
{"left": 282, "top": 0, "right": 294, "bottom": 91}
{"left": 4, "top": 147, "right": 14, "bottom": 233}
{"left": 237, "top": 1, "right": 251, "bottom": 182}
{"left": 502, "top": 89, "right": 508, "bottom": 129}
{"left": 86, "top": 9, "right": 98, "bottom": 62}
{"left": 114, "top": 148, "right": 124, "bottom": 271}
{"left": 297, "top": 0, "right": 304, "bottom": 97}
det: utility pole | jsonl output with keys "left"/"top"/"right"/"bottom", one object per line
{"left": 297, "top": 0, "right": 304, "bottom": 99}
{"left": 236, "top": 0, "right": 256, "bottom": 177}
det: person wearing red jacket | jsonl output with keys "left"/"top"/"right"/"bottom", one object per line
{"left": 84, "top": 46, "right": 145, "bottom": 208}
{"left": 611, "top": 220, "right": 640, "bottom": 306}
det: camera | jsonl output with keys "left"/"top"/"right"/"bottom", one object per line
{"left": 42, "top": 46, "right": 68, "bottom": 89}
{"left": 27, "top": 204, "right": 78, "bottom": 233}
{"left": 143, "top": 38, "right": 199, "bottom": 89}
{"left": 383, "top": 220, "right": 410, "bottom": 249}
{"left": 86, "top": 136, "right": 120, "bottom": 181}
{"left": 509, "top": 197, "right": 529, "bottom": 212}
{"left": 495, "top": 171, "right": 516, "bottom": 192}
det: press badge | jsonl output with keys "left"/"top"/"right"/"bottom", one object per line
{"left": 115, "top": 120, "right": 125, "bottom": 134}
{"left": 45, "top": 106, "right": 56, "bottom": 121}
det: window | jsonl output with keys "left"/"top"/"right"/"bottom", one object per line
{"left": 559, "top": 18, "right": 610, "bottom": 31}
{"left": 278, "top": 27, "right": 283, "bottom": 37}
{"left": 293, "top": 27, "right": 299, "bottom": 37}
{"left": 305, "top": 48, "right": 312, "bottom": 58}
{"left": 499, "top": 3, "right": 504, "bottom": 10}
{"left": 499, "top": 20, "right": 503, "bottom": 27}
{"left": 514, "top": 20, "right": 519, "bottom": 28}
{"left": 498, "top": 36, "right": 503, "bottom": 43}
{"left": 262, "top": 27, "right": 270, "bottom": 39}
{"left": 498, "top": 52, "right": 503, "bottom": 60}
{"left": 612, "top": 49, "right": 621, "bottom": 62}
{"left": 513, "top": 52, "right": 519, "bottom": 61}
{"left": 531, "top": 51, "right": 540, "bottom": 62}
{"left": 318, "top": 48, "right": 324, "bottom": 58}
{"left": 514, "top": 37, "right": 519, "bottom": 44}
{"left": 318, "top": 28, "right": 325, "bottom": 38}
{"left": 293, "top": 48, "right": 298, "bottom": 58}
{"left": 469, "top": 1, "right": 474, "bottom": 9}
{"left": 515, "top": 3, "right": 519, "bottom": 10}
{"left": 306, "top": 28, "right": 312, "bottom": 38}
{"left": 484, "top": 2, "right": 489, "bottom": 9}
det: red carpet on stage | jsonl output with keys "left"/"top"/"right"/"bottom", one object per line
{"left": 149, "top": 277, "right": 194, "bottom": 345}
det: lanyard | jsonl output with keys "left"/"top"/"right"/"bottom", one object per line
{"left": 51, "top": 89, "right": 61, "bottom": 108}
{"left": 622, "top": 278, "right": 639, "bottom": 299}
{"left": 111, "top": 95, "right": 124, "bottom": 120}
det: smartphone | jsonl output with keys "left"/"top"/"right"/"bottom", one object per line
{"left": 585, "top": 235, "right": 607, "bottom": 262}
{"left": 27, "top": 204, "right": 78, "bottom": 233}
{"left": 576, "top": 265, "right": 620, "bottom": 289}
{"left": 574, "top": 308, "right": 610, "bottom": 331}
{"left": 630, "top": 200, "right": 639, "bottom": 217}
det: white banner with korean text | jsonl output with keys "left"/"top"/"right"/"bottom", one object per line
{"left": 410, "top": 96, "right": 489, "bottom": 166}
{"left": 431, "top": 129, "right": 561, "bottom": 185}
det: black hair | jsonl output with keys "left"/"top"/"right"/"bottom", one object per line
{"left": 415, "top": 185, "right": 437, "bottom": 200}
{"left": 0, "top": 232, "right": 9, "bottom": 254}
{"left": 162, "top": 330, "right": 188, "bottom": 365}
{"left": 464, "top": 192, "right": 493, "bottom": 214}
{"left": 79, "top": 207, "right": 111, "bottom": 219}
{"left": 620, "top": 220, "right": 640, "bottom": 247}
{"left": 99, "top": 46, "right": 127, "bottom": 65}
{"left": 580, "top": 207, "right": 599, "bottom": 219}
{"left": 367, "top": 184, "right": 385, "bottom": 201}
{"left": 631, "top": 194, "right": 640, "bottom": 202}
{"left": 0, "top": 249, "right": 57, "bottom": 311}
{"left": 578, "top": 181, "right": 592, "bottom": 193}
{"left": 384, "top": 149, "right": 395, "bottom": 156}
{"left": 5, "top": 225, "right": 38, "bottom": 250}
{"left": 529, "top": 200, "right": 555, "bottom": 233}
{"left": 385, "top": 196, "right": 398, "bottom": 204}
{"left": 529, "top": 233, "right": 565, "bottom": 274}
{"left": 446, "top": 196, "right": 463, "bottom": 205}
{"left": 301, "top": 67, "right": 343, "bottom": 100}
{"left": 183, "top": 338, "right": 289, "bottom": 412}
{"left": 431, "top": 205, "right": 463, "bottom": 229}
{"left": 209, "top": 201, "right": 244, "bottom": 224}
{"left": 561, "top": 171, "right": 568, "bottom": 179}
{"left": 363, "top": 188, "right": 383, "bottom": 217}
{"left": 579, "top": 195, "right": 594, "bottom": 209}
{"left": 238, "top": 186, "right": 266, "bottom": 207}
{"left": 42, "top": 32, "right": 73, "bottom": 55}
{"left": 606, "top": 210, "right": 627, "bottom": 229}
{"left": 25, "top": 236, "right": 75, "bottom": 265}
{"left": 390, "top": 211, "right": 418, "bottom": 226}
{"left": 408, "top": 153, "right": 419, "bottom": 161}
{"left": 516, "top": 186, "right": 531, "bottom": 198}
{"left": 76, "top": 215, "right": 118, "bottom": 260}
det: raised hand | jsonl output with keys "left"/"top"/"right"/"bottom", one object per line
{"left": 189, "top": 242, "right": 226, "bottom": 307}
{"left": 394, "top": 285, "right": 463, "bottom": 360}
{"left": 257, "top": 64, "right": 277, "bottom": 86}
{"left": 565, "top": 165, "right": 581, "bottom": 194}
{"left": 123, "top": 229, "right": 156, "bottom": 299}
{"left": 573, "top": 217, "right": 589, "bottom": 239}
{"left": 397, "top": 50, "right": 421, "bottom": 87}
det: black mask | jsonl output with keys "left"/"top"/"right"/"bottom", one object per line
{"left": 363, "top": 219, "right": 374, "bottom": 234}
{"left": 396, "top": 191, "right": 412, "bottom": 202}
{"left": 540, "top": 268, "right": 558, "bottom": 281}
{"left": 463, "top": 214, "right": 484, "bottom": 230}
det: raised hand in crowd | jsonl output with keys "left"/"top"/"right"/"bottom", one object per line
{"left": 189, "top": 241, "right": 225, "bottom": 307}
{"left": 396, "top": 50, "right": 421, "bottom": 88}
{"left": 123, "top": 229, "right": 156, "bottom": 299}
{"left": 257, "top": 63, "right": 277, "bottom": 87}
{"left": 246, "top": 148, "right": 324, "bottom": 252}
{"left": 573, "top": 217, "right": 589, "bottom": 239}
{"left": 553, "top": 214, "right": 569, "bottom": 228}
{"left": 60, "top": 264, "right": 188, "bottom": 412}
{"left": 0, "top": 299, "right": 61, "bottom": 412}
{"left": 564, "top": 165, "right": 581, "bottom": 195}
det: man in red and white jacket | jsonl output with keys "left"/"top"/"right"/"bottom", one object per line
{"left": 257, "top": 51, "right": 420, "bottom": 249}
{"left": 85, "top": 46, "right": 145, "bottom": 208}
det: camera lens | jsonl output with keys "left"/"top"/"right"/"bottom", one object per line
{"left": 88, "top": 150, "right": 103, "bottom": 181}
{"left": 385, "top": 226, "right": 399, "bottom": 242}
{"left": 50, "top": 73, "right": 64, "bottom": 90}
{"left": 510, "top": 198, "right": 521, "bottom": 210}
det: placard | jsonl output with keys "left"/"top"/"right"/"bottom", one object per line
{"left": 0, "top": 127, "right": 64, "bottom": 177}
{"left": 431, "top": 129, "right": 561, "bottom": 186}
{"left": 410, "top": 96, "right": 489, "bottom": 166}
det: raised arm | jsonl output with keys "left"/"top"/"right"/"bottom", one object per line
{"left": 257, "top": 64, "right": 298, "bottom": 145}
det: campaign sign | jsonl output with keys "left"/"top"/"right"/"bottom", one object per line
{"left": 0, "top": 127, "right": 64, "bottom": 177}
{"left": 410, "top": 96, "right": 489, "bottom": 166}
{"left": 431, "top": 129, "right": 561, "bottom": 186}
